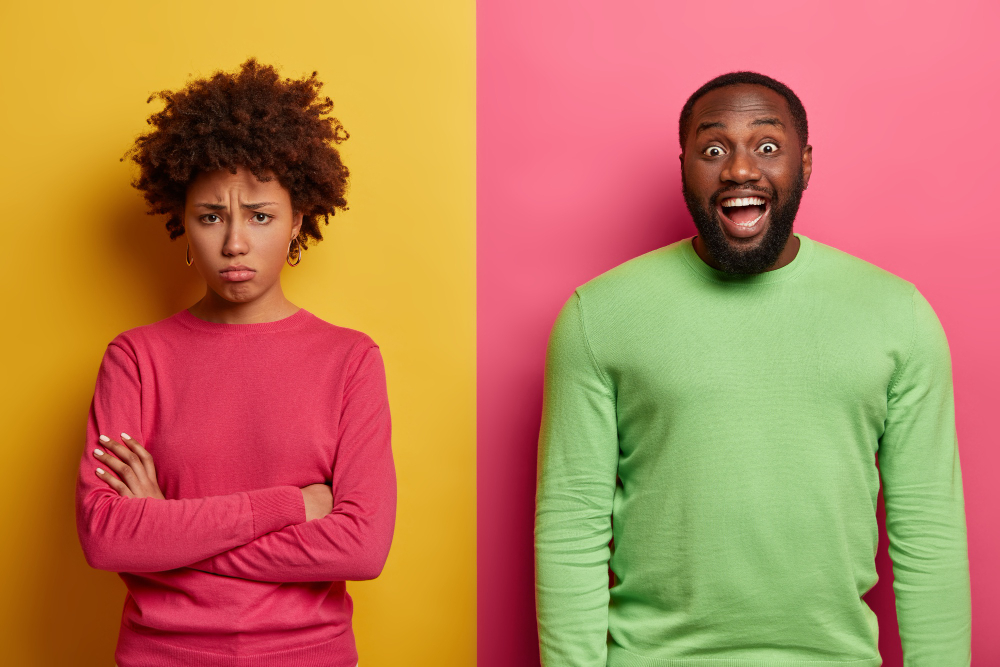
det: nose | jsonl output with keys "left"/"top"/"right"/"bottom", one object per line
{"left": 720, "top": 147, "right": 761, "bottom": 184}
{"left": 222, "top": 217, "right": 249, "bottom": 257}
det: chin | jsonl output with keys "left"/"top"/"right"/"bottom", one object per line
{"left": 217, "top": 284, "right": 260, "bottom": 303}
{"left": 720, "top": 221, "right": 770, "bottom": 248}
{"left": 694, "top": 215, "right": 793, "bottom": 275}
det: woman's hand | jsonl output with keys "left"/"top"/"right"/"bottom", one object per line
{"left": 93, "top": 433, "right": 165, "bottom": 500}
{"left": 92, "top": 433, "right": 330, "bottom": 520}
{"left": 301, "top": 483, "right": 333, "bottom": 521}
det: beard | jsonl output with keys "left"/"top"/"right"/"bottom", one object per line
{"left": 682, "top": 169, "right": 805, "bottom": 275}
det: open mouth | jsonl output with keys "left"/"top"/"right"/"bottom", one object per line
{"left": 719, "top": 196, "right": 768, "bottom": 230}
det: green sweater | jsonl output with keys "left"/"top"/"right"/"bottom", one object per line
{"left": 535, "top": 235, "right": 971, "bottom": 667}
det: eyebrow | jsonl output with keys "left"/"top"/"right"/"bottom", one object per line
{"left": 696, "top": 117, "right": 785, "bottom": 138}
{"left": 696, "top": 121, "right": 725, "bottom": 135}
{"left": 195, "top": 201, "right": 279, "bottom": 210}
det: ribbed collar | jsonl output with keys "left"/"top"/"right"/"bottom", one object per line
{"left": 680, "top": 233, "right": 815, "bottom": 286}
{"left": 173, "top": 307, "right": 313, "bottom": 334}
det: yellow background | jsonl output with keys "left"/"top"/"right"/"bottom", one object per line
{"left": 0, "top": 1, "right": 475, "bottom": 664}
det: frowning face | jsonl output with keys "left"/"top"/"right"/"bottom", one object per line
{"left": 681, "top": 84, "right": 812, "bottom": 274}
{"left": 183, "top": 168, "right": 303, "bottom": 306}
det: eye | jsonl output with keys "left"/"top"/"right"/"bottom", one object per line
{"left": 759, "top": 142, "right": 779, "bottom": 154}
{"left": 200, "top": 214, "right": 220, "bottom": 223}
{"left": 704, "top": 146, "right": 725, "bottom": 158}
{"left": 253, "top": 212, "right": 272, "bottom": 223}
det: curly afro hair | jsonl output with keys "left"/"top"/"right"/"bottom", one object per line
{"left": 124, "top": 58, "right": 349, "bottom": 249}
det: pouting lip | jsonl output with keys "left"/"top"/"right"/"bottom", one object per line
{"left": 220, "top": 265, "right": 255, "bottom": 273}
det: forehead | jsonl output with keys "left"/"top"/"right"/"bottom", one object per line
{"left": 689, "top": 84, "right": 792, "bottom": 132}
{"left": 187, "top": 168, "right": 289, "bottom": 201}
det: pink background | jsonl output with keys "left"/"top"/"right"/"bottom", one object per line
{"left": 477, "top": 1, "right": 1000, "bottom": 665}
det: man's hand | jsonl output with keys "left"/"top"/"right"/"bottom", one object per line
{"left": 93, "top": 433, "right": 165, "bottom": 499}
{"left": 301, "top": 484, "right": 333, "bottom": 521}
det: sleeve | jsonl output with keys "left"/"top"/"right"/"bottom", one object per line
{"left": 75, "top": 341, "right": 306, "bottom": 573}
{"left": 188, "top": 345, "right": 396, "bottom": 583}
{"left": 878, "top": 288, "right": 971, "bottom": 666}
{"left": 535, "top": 293, "right": 619, "bottom": 667}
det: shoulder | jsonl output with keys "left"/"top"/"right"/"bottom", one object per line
{"left": 577, "top": 241, "right": 688, "bottom": 299}
{"left": 105, "top": 309, "right": 380, "bottom": 361}
{"left": 296, "top": 312, "right": 384, "bottom": 381}
{"left": 103, "top": 312, "right": 187, "bottom": 361}
{"left": 547, "top": 241, "right": 693, "bottom": 344}
{"left": 806, "top": 237, "right": 916, "bottom": 302}
{"left": 297, "top": 311, "right": 380, "bottom": 353}
{"left": 570, "top": 241, "right": 691, "bottom": 323}
{"left": 803, "top": 237, "right": 937, "bottom": 349}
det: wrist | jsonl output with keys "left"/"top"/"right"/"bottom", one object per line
{"left": 247, "top": 486, "right": 306, "bottom": 538}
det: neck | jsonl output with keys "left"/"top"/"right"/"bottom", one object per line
{"left": 693, "top": 230, "right": 800, "bottom": 273}
{"left": 188, "top": 285, "right": 299, "bottom": 324}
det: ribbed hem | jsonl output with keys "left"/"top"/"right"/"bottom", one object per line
{"left": 247, "top": 486, "right": 306, "bottom": 538}
{"left": 174, "top": 308, "right": 314, "bottom": 335}
{"left": 115, "top": 626, "right": 357, "bottom": 667}
{"left": 608, "top": 645, "right": 880, "bottom": 667}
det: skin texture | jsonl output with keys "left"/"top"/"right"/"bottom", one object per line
{"left": 680, "top": 84, "right": 812, "bottom": 273}
{"left": 95, "top": 167, "right": 333, "bottom": 519}
{"left": 94, "top": 434, "right": 165, "bottom": 500}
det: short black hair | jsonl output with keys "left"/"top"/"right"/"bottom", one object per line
{"left": 678, "top": 71, "right": 808, "bottom": 150}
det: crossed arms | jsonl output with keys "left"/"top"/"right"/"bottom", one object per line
{"left": 75, "top": 342, "right": 396, "bottom": 583}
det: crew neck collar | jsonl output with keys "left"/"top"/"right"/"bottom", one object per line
{"left": 174, "top": 307, "right": 312, "bottom": 334}
{"left": 680, "top": 233, "right": 815, "bottom": 286}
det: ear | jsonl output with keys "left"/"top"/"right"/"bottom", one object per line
{"left": 801, "top": 145, "right": 813, "bottom": 190}
{"left": 291, "top": 212, "right": 304, "bottom": 241}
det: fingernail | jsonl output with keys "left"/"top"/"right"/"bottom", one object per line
{"left": 99, "top": 435, "right": 110, "bottom": 443}
{"left": 96, "top": 468, "right": 105, "bottom": 474}
{"left": 121, "top": 433, "right": 131, "bottom": 440}
{"left": 94, "top": 449, "right": 104, "bottom": 456}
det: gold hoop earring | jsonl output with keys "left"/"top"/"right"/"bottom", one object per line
{"left": 287, "top": 238, "right": 302, "bottom": 267}
{"left": 185, "top": 244, "right": 193, "bottom": 266}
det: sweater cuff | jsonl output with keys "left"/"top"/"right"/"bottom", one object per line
{"left": 247, "top": 486, "right": 306, "bottom": 539}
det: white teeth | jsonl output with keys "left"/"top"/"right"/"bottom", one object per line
{"left": 719, "top": 195, "right": 767, "bottom": 228}
{"left": 734, "top": 212, "right": 765, "bottom": 228}
{"left": 720, "top": 196, "right": 766, "bottom": 207}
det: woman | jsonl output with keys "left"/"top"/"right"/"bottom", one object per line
{"left": 75, "top": 59, "right": 395, "bottom": 667}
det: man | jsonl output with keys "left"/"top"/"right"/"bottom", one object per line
{"left": 535, "top": 72, "right": 971, "bottom": 666}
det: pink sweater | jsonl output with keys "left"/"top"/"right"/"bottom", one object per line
{"left": 75, "top": 309, "right": 395, "bottom": 667}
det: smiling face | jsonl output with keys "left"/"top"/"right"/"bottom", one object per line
{"left": 183, "top": 168, "right": 303, "bottom": 317}
{"left": 681, "top": 84, "right": 812, "bottom": 274}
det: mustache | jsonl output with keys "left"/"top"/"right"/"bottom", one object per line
{"left": 709, "top": 184, "right": 775, "bottom": 207}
